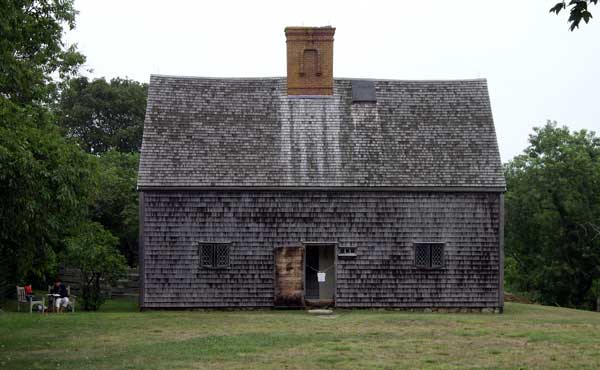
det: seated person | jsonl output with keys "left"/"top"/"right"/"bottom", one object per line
{"left": 24, "top": 284, "right": 34, "bottom": 301}
{"left": 51, "top": 279, "right": 69, "bottom": 312}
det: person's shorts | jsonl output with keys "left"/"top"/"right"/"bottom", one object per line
{"left": 55, "top": 297, "right": 69, "bottom": 308}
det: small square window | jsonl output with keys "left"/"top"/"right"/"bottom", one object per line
{"left": 414, "top": 242, "right": 445, "bottom": 269}
{"left": 338, "top": 245, "right": 357, "bottom": 257}
{"left": 199, "top": 243, "right": 230, "bottom": 268}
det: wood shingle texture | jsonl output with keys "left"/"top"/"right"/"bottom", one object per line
{"left": 138, "top": 75, "right": 505, "bottom": 310}
{"left": 141, "top": 191, "right": 501, "bottom": 308}
{"left": 138, "top": 76, "right": 505, "bottom": 190}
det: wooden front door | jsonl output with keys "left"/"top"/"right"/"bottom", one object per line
{"left": 274, "top": 246, "right": 305, "bottom": 307}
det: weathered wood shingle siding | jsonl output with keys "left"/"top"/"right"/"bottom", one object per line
{"left": 140, "top": 190, "right": 501, "bottom": 309}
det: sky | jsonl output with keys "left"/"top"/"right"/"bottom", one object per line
{"left": 66, "top": 0, "right": 600, "bottom": 162}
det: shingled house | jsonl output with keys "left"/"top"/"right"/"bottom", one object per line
{"left": 137, "top": 26, "right": 506, "bottom": 311}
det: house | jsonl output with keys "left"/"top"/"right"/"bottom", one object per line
{"left": 137, "top": 26, "right": 506, "bottom": 311}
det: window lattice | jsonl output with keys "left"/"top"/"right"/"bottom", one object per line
{"left": 199, "top": 244, "right": 230, "bottom": 268}
{"left": 201, "top": 244, "right": 213, "bottom": 267}
{"left": 414, "top": 244, "right": 430, "bottom": 268}
{"left": 430, "top": 244, "right": 444, "bottom": 267}
{"left": 414, "top": 243, "right": 445, "bottom": 269}
{"left": 215, "top": 244, "right": 230, "bottom": 268}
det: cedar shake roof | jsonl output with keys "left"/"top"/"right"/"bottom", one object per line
{"left": 138, "top": 75, "right": 505, "bottom": 190}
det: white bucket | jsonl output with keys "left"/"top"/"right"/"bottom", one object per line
{"left": 317, "top": 272, "right": 326, "bottom": 282}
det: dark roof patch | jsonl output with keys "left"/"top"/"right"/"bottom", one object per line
{"left": 352, "top": 80, "right": 376, "bottom": 102}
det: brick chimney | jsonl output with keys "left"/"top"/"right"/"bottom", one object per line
{"left": 285, "top": 26, "right": 335, "bottom": 95}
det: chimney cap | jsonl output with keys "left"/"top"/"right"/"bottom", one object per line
{"left": 284, "top": 26, "right": 336, "bottom": 36}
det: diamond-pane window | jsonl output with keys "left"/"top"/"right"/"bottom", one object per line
{"left": 215, "top": 244, "right": 230, "bottom": 268}
{"left": 414, "top": 243, "right": 445, "bottom": 269}
{"left": 200, "top": 244, "right": 213, "bottom": 267}
{"left": 415, "top": 244, "right": 430, "bottom": 268}
{"left": 430, "top": 244, "right": 444, "bottom": 267}
{"left": 199, "top": 243, "right": 230, "bottom": 268}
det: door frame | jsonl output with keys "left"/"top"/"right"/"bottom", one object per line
{"left": 302, "top": 241, "right": 338, "bottom": 306}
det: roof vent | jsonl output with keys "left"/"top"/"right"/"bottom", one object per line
{"left": 352, "top": 80, "right": 376, "bottom": 103}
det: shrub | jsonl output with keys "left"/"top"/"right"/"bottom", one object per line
{"left": 64, "top": 222, "right": 127, "bottom": 310}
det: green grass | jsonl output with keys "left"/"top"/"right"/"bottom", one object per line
{"left": 1, "top": 299, "right": 600, "bottom": 369}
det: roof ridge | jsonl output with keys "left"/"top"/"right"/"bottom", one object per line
{"left": 149, "top": 74, "right": 487, "bottom": 83}
{"left": 150, "top": 74, "right": 283, "bottom": 80}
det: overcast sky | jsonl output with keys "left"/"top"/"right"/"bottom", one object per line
{"left": 66, "top": 0, "right": 600, "bottom": 162}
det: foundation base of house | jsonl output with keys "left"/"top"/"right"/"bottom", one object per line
{"left": 335, "top": 307, "right": 503, "bottom": 314}
{"left": 305, "top": 299, "right": 335, "bottom": 308}
{"left": 140, "top": 306, "right": 503, "bottom": 314}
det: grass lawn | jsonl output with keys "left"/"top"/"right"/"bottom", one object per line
{"left": 2, "top": 299, "right": 600, "bottom": 370}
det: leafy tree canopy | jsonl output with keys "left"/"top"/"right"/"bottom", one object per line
{"left": 0, "top": 101, "right": 96, "bottom": 293}
{"left": 505, "top": 121, "right": 600, "bottom": 309}
{"left": 58, "top": 77, "right": 148, "bottom": 154}
{"left": 0, "top": 0, "right": 85, "bottom": 105}
{"left": 0, "top": 0, "right": 93, "bottom": 296}
{"left": 90, "top": 151, "right": 139, "bottom": 265}
{"left": 550, "top": 0, "right": 598, "bottom": 31}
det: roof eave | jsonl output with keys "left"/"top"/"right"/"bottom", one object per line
{"left": 136, "top": 185, "right": 506, "bottom": 193}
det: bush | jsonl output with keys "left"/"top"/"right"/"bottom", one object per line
{"left": 64, "top": 222, "right": 127, "bottom": 310}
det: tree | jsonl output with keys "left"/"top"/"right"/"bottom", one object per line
{"left": 0, "top": 0, "right": 89, "bottom": 297}
{"left": 91, "top": 151, "right": 139, "bottom": 265}
{"left": 0, "top": 0, "right": 84, "bottom": 104}
{"left": 504, "top": 121, "right": 600, "bottom": 309}
{"left": 0, "top": 103, "right": 96, "bottom": 296}
{"left": 550, "top": 0, "right": 598, "bottom": 31}
{"left": 57, "top": 77, "right": 148, "bottom": 154}
{"left": 64, "top": 222, "right": 127, "bottom": 311}
{"left": 590, "top": 279, "right": 600, "bottom": 311}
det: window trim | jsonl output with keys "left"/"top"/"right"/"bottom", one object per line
{"left": 413, "top": 242, "right": 445, "bottom": 269}
{"left": 199, "top": 242, "right": 231, "bottom": 269}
